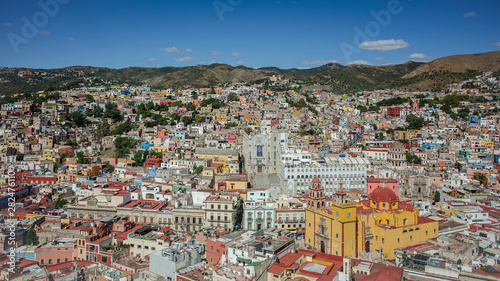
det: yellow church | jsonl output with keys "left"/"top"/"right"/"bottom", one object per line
{"left": 305, "top": 177, "right": 438, "bottom": 260}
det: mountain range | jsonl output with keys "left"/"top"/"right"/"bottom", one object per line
{"left": 1, "top": 51, "right": 499, "bottom": 95}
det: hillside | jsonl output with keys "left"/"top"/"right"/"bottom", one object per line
{"left": 0, "top": 51, "right": 499, "bottom": 94}
{"left": 404, "top": 51, "right": 500, "bottom": 78}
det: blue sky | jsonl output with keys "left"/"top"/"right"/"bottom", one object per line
{"left": 0, "top": 0, "right": 499, "bottom": 69}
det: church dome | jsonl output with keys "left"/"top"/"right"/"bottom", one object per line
{"left": 369, "top": 186, "right": 398, "bottom": 202}
{"left": 389, "top": 141, "right": 405, "bottom": 152}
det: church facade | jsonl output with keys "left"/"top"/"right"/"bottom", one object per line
{"left": 305, "top": 177, "right": 439, "bottom": 259}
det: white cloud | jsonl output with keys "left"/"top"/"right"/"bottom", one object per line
{"left": 464, "top": 11, "right": 476, "bottom": 18}
{"left": 38, "top": 30, "right": 50, "bottom": 36}
{"left": 359, "top": 39, "right": 409, "bottom": 51}
{"left": 212, "top": 51, "right": 223, "bottom": 57}
{"left": 161, "top": 47, "right": 182, "bottom": 53}
{"left": 149, "top": 58, "right": 157, "bottom": 62}
{"left": 232, "top": 52, "right": 241, "bottom": 57}
{"left": 173, "top": 56, "right": 193, "bottom": 62}
{"left": 236, "top": 61, "right": 244, "bottom": 65}
{"left": 302, "top": 60, "right": 338, "bottom": 65}
{"left": 347, "top": 60, "right": 372, "bottom": 65}
{"left": 495, "top": 42, "right": 500, "bottom": 47}
{"left": 374, "top": 57, "right": 384, "bottom": 61}
{"left": 67, "top": 37, "right": 75, "bottom": 41}
{"left": 2, "top": 22, "right": 12, "bottom": 27}
{"left": 186, "top": 49, "right": 193, "bottom": 53}
{"left": 408, "top": 53, "right": 431, "bottom": 62}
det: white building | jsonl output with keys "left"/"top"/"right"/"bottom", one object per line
{"left": 243, "top": 189, "right": 275, "bottom": 231}
{"left": 280, "top": 157, "right": 369, "bottom": 197}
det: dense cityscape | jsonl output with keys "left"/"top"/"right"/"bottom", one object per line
{"left": 0, "top": 65, "right": 499, "bottom": 280}
{"left": 2, "top": 0, "right": 500, "bottom": 280}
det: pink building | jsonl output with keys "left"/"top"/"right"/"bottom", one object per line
{"left": 367, "top": 178, "right": 398, "bottom": 194}
{"left": 35, "top": 241, "right": 76, "bottom": 266}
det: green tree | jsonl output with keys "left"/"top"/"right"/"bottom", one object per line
{"left": 55, "top": 198, "right": 69, "bottom": 208}
{"left": 473, "top": 172, "right": 488, "bottom": 186}
{"left": 104, "top": 103, "right": 122, "bottom": 121}
{"left": 90, "top": 107, "right": 104, "bottom": 117}
{"left": 191, "top": 91, "right": 198, "bottom": 100}
{"left": 85, "top": 94, "right": 95, "bottom": 102}
{"left": 24, "top": 227, "right": 39, "bottom": 246}
{"left": 95, "top": 120, "right": 110, "bottom": 139}
{"left": 69, "top": 111, "right": 88, "bottom": 127}
{"left": 66, "top": 139, "right": 78, "bottom": 148}
{"left": 114, "top": 137, "right": 136, "bottom": 158}
{"left": 132, "top": 150, "right": 147, "bottom": 166}
{"left": 406, "top": 114, "right": 424, "bottom": 130}
{"left": 110, "top": 121, "right": 135, "bottom": 135}
{"left": 434, "top": 191, "right": 440, "bottom": 203}
{"left": 193, "top": 165, "right": 203, "bottom": 174}
{"left": 200, "top": 98, "right": 226, "bottom": 109}
{"left": 406, "top": 152, "right": 422, "bottom": 164}
{"left": 76, "top": 151, "right": 89, "bottom": 164}
{"left": 228, "top": 92, "right": 239, "bottom": 102}
{"left": 182, "top": 116, "right": 195, "bottom": 125}
{"left": 457, "top": 107, "right": 470, "bottom": 119}
{"left": 244, "top": 127, "right": 253, "bottom": 135}
{"left": 16, "top": 152, "right": 24, "bottom": 161}
{"left": 186, "top": 102, "right": 197, "bottom": 111}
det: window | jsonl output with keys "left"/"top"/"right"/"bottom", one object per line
{"left": 102, "top": 256, "right": 108, "bottom": 263}
{"left": 382, "top": 238, "right": 384, "bottom": 244}
{"left": 152, "top": 247, "right": 156, "bottom": 251}
{"left": 48, "top": 259, "right": 52, "bottom": 265}
{"left": 137, "top": 245, "right": 142, "bottom": 249}
{"left": 410, "top": 236, "right": 413, "bottom": 241}
{"left": 397, "top": 238, "right": 400, "bottom": 243}
{"left": 130, "top": 244, "right": 134, "bottom": 248}
{"left": 145, "top": 246, "right": 149, "bottom": 250}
